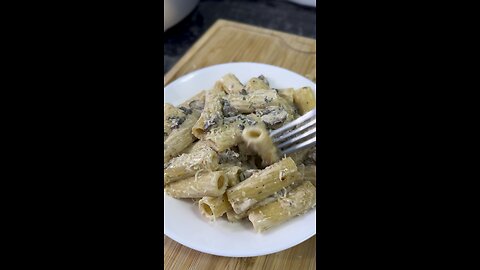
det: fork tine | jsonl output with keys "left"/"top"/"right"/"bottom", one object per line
{"left": 281, "top": 137, "right": 316, "bottom": 155}
{"left": 272, "top": 118, "right": 316, "bottom": 143}
{"left": 277, "top": 127, "right": 316, "bottom": 149}
{"left": 270, "top": 108, "right": 316, "bottom": 137}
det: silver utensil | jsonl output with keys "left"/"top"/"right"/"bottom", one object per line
{"left": 270, "top": 108, "right": 316, "bottom": 155}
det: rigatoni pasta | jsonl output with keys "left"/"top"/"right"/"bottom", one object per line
{"left": 293, "top": 87, "right": 316, "bottom": 115}
{"left": 164, "top": 73, "right": 316, "bottom": 232}
{"left": 164, "top": 171, "right": 227, "bottom": 198}
{"left": 218, "top": 164, "right": 242, "bottom": 187}
{"left": 220, "top": 73, "right": 244, "bottom": 94}
{"left": 164, "top": 145, "right": 219, "bottom": 185}
{"left": 199, "top": 194, "right": 232, "bottom": 221}
{"left": 226, "top": 157, "right": 299, "bottom": 214}
{"left": 164, "top": 110, "right": 200, "bottom": 163}
{"left": 242, "top": 126, "right": 279, "bottom": 166}
{"left": 225, "top": 90, "right": 281, "bottom": 113}
{"left": 203, "top": 114, "right": 261, "bottom": 152}
{"left": 248, "top": 181, "right": 316, "bottom": 232}
{"left": 164, "top": 103, "right": 183, "bottom": 141}
{"left": 245, "top": 76, "right": 269, "bottom": 92}
{"left": 192, "top": 84, "right": 226, "bottom": 139}
{"left": 277, "top": 88, "right": 295, "bottom": 104}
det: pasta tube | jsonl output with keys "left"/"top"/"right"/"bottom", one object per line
{"left": 277, "top": 88, "right": 295, "bottom": 104}
{"left": 192, "top": 85, "right": 226, "bottom": 139}
{"left": 277, "top": 96, "right": 298, "bottom": 118}
{"left": 225, "top": 90, "right": 281, "bottom": 113}
{"left": 248, "top": 181, "right": 316, "bottom": 232}
{"left": 220, "top": 73, "right": 244, "bottom": 94}
{"left": 199, "top": 194, "right": 232, "bottom": 221}
{"left": 204, "top": 114, "right": 262, "bottom": 152}
{"left": 164, "top": 104, "right": 185, "bottom": 141}
{"left": 164, "top": 111, "right": 200, "bottom": 163}
{"left": 293, "top": 87, "right": 316, "bottom": 115}
{"left": 204, "top": 122, "right": 243, "bottom": 152}
{"left": 218, "top": 164, "right": 242, "bottom": 187}
{"left": 164, "top": 171, "right": 227, "bottom": 198}
{"left": 248, "top": 171, "right": 303, "bottom": 209}
{"left": 164, "top": 145, "right": 219, "bottom": 185}
{"left": 180, "top": 140, "right": 209, "bottom": 155}
{"left": 245, "top": 76, "right": 269, "bottom": 92}
{"left": 242, "top": 126, "right": 280, "bottom": 166}
{"left": 226, "top": 157, "right": 298, "bottom": 214}
{"left": 226, "top": 171, "right": 303, "bottom": 223}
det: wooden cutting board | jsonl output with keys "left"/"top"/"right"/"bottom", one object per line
{"left": 164, "top": 19, "right": 316, "bottom": 270}
{"left": 164, "top": 19, "right": 316, "bottom": 86}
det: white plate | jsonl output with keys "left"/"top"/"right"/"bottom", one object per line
{"left": 164, "top": 62, "right": 316, "bottom": 257}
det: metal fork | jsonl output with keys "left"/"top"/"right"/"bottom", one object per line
{"left": 270, "top": 108, "right": 316, "bottom": 155}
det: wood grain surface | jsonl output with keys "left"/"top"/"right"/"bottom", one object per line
{"left": 164, "top": 19, "right": 316, "bottom": 86}
{"left": 164, "top": 19, "right": 316, "bottom": 270}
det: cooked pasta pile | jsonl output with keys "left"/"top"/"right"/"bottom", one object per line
{"left": 164, "top": 74, "right": 316, "bottom": 232}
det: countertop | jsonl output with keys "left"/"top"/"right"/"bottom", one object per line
{"left": 164, "top": 0, "right": 316, "bottom": 74}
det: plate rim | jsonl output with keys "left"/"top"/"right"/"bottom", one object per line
{"left": 164, "top": 62, "right": 316, "bottom": 89}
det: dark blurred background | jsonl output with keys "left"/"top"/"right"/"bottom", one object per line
{"left": 164, "top": 0, "right": 316, "bottom": 74}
